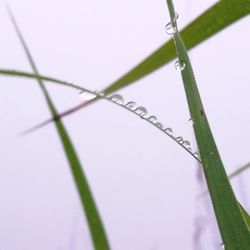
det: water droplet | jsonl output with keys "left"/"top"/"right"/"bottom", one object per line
{"left": 175, "top": 60, "right": 186, "bottom": 71}
{"left": 110, "top": 94, "right": 124, "bottom": 104}
{"left": 97, "top": 91, "right": 105, "bottom": 97}
{"left": 155, "top": 122, "right": 163, "bottom": 129}
{"left": 135, "top": 106, "right": 147, "bottom": 117}
{"left": 165, "top": 22, "right": 177, "bottom": 35}
{"left": 79, "top": 91, "right": 97, "bottom": 100}
{"left": 194, "top": 152, "right": 200, "bottom": 159}
{"left": 148, "top": 116, "right": 157, "bottom": 123}
{"left": 164, "top": 128, "right": 173, "bottom": 135}
{"left": 174, "top": 12, "right": 179, "bottom": 20}
{"left": 182, "top": 140, "right": 191, "bottom": 147}
{"left": 176, "top": 136, "right": 184, "bottom": 143}
{"left": 220, "top": 243, "right": 225, "bottom": 249}
{"left": 188, "top": 118, "right": 194, "bottom": 126}
{"left": 125, "top": 101, "right": 136, "bottom": 110}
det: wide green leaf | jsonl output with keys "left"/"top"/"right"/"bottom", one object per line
{"left": 165, "top": 0, "right": 250, "bottom": 249}
{"left": 7, "top": 7, "right": 110, "bottom": 250}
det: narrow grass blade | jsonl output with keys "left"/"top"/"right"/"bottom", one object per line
{"left": 6, "top": 7, "right": 110, "bottom": 250}
{"left": 0, "top": 69, "right": 200, "bottom": 161}
{"left": 165, "top": 0, "right": 250, "bottom": 249}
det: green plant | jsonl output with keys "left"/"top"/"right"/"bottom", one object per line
{"left": 1, "top": 0, "right": 250, "bottom": 249}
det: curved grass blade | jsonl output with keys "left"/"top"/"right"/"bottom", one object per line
{"left": 0, "top": 69, "right": 200, "bottom": 162}
{"left": 165, "top": 0, "right": 250, "bottom": 249}
{"left": 6, "top": 7, "right": 110, "bottom": 250}
{"left": 200, "top": 162, "right": 250, "bottom": 197}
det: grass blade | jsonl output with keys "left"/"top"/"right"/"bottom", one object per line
{"left": 165, "top": 0, "right": 250, "bottom": 249}
{"left": 7, "top": 7, "right": 110, "bottom": 250}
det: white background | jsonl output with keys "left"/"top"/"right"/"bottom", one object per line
{"left": 0, "top": 0, "right": 249, "bottom": 249}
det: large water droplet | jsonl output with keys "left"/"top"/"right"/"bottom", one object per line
{"left": 79, "top": 90, "right": 97, "bottom": 100}
{"left": 135, "top": 106, "right": 147, "bottom": 117}
{"left": 148, "top": 116, "right": 157, "bottom": 123}
{"left": 188, "top": 118, "right": 194, "bottom": 126}
{"left": 164, "top": 128, "right": 173, "bottom": 135}
{"left": 110, "top": 94, "right": 124, "bottom": 104}
{"left": 174, "top": 12, "right": 179, "bottom": 20}
{"left": 220, "top": 243, "right": 225, "bottom": 249}
{"left": 165, "top": 22, "right": 177, "bottom": 35}
{"left": 193, "top": 151, "right": 200, "bottom": 159}
{"left": 175, "top": 60, "right": 186, "bottom": 71}
{"left": 182, "top": 140, "right": 191, "bottom": 147}
{"left": 125, "top": 101, "right": 136, "bottom": 110}
{"left": 176, "top": 136, "right": 184, "bottom": 143}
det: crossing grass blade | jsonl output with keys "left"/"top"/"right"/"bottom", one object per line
{"left": 165, "top": 0, "right": 250, "bottom": 249}
{"left": 6, "top": 6, "right": 110, "bottom": 250}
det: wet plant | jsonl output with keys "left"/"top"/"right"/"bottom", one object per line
{"left": 1, "top": 0, "right": 250, "bottom": 249}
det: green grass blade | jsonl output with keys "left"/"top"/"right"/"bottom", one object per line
{"left": 7, "top": 7, "right": 110, "bottom": 250}
{"left": 103, "top": 0, "right": 250, "bottom": 94}
{"left": 165, "top": 0, "right": 250, "bottom": 249}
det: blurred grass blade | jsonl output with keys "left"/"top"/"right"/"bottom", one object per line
{"left": 166, "top": 0, "right": 250, "bottom": 249}
{"left": 200, "top": 162, "right": 250, "bottom": 197}
{"left": 7, "top": 6, "right": 110, "bottom": 250}
{"left": 228, "top": 162, "right": 250, "bottom": 179}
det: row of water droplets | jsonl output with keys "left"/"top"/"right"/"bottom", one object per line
{"left": 79, "top": 90, "right": 201, "bottom": 162}
{"left": 165, "top": 13, "right": 186, "bottom": 71}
